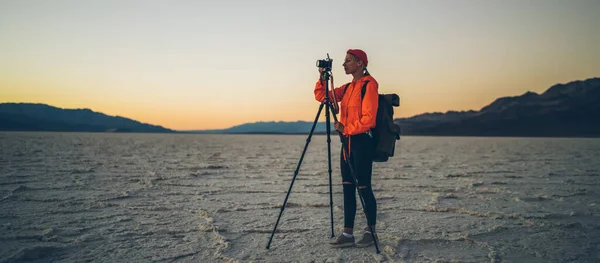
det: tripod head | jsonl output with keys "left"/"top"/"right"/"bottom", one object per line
{"left": 316, "top": 53, "right": 339, "bottom": 114}
{"left": 316, "top": 53, "right": 333, "bottom": 73}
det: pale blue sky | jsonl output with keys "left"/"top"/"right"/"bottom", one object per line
{"left": 1, "top": 0, "right": 599, "bottom": 129}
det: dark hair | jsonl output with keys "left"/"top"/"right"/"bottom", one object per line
{"left": 349, "top": 53, "right": 370, "bottom": 76}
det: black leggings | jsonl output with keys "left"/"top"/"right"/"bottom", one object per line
{"left": 340, "top": 133, "right": 377, "bottom": 229}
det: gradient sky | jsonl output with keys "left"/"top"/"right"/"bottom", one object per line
{"left": 1, "top": 0, "right": 599, "bottom": 130}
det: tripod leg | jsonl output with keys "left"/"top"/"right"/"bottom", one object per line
{"left": 325, "top": 101, "right": 335, "bottom": 238}
{"left": 266, "top": 102, "right": 325, "bottom": 250}
{"left": 326, "top": 103, "right": 381, "bottom": 254}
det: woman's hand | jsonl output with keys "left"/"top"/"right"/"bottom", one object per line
{"left": 318, "top": 68, "right": 325, "bottom": 80}
{"left": 334, "top": 121, "right": 344, "bottom": 133}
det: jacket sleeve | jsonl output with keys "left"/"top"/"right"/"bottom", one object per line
{"left": 344, "top": 81, "right": 378, "bottom": 135}
{"left": 314, "top": 79, "right": 345, "bottom": 102}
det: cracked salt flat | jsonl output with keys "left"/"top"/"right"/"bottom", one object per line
{"left": 1, "top": 132, "right": 599, "bottom": 262}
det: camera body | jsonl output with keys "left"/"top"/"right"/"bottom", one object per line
{"left": 316, "top": 53, "right": 333, "bottom": 71}
{"left": 316, "top": 58, "right": 332, "bottom": 70}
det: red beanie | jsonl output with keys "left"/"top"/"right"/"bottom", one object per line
{"left": 347, "top": 49, "right": 368, "bottom": 67}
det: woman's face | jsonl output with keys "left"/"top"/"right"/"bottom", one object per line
{"left": 343, "top": 54, "right": 362, "bottom": 75}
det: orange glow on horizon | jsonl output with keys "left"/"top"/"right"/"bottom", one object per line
{"left": 1, "top": 1, "right": 599, "bottom": 130}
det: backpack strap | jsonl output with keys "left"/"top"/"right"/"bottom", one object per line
{"left": 343, "top": 83, "right": 351, "bottom": 93}
{"left": 360, "top": 80, "right": 370, "bottom": 100}
{"left": 343, "top": 81, "right": 370, "bottom": 99}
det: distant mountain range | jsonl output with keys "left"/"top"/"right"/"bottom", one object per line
{"left": 399, "top": 77, "right": 600, "bottom": 137}
{"left": 0, "top": 103, "right": 173, "bottom": 133}
{"left": 2, "top": 77, "right": 599, "bottom": 137}
{"left": 183, "top": 121, "right": 333, "bottom": 134}
{"left": 186, "top": 77, "right": 600, "bottom": 137}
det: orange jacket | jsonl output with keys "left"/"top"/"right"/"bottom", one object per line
{"left": 314, "top": 75, "right": 379, "bottom": 136}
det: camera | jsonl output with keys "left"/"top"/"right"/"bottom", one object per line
{"left": 316, "top": 58, "right": 332, "bottom": 69}
{"left": 316, "top": 53, "right": 332, "bottom": 70}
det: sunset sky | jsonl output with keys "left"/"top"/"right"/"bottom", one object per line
{"left": 1, "top": 0, "right": 599, "bottom": 130}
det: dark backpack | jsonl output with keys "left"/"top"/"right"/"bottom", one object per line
{"left": 343, "top": 81, "right": 401, "bottom": 162}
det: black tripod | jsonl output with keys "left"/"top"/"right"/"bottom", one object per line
{"left": 265, "top": 67, "right": 381, "bottom": 254}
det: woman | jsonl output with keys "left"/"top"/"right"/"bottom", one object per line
{"left": 314, "top": 49, "right": 379, "bottom": 248}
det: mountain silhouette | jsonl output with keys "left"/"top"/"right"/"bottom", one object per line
{"left": 186, "top": 77, "right": 600, "bottom": 137}
{"left": 184, "top": 121, "right": 333, "bottom": 134}
{"left": 0, "top": 103, "right": 174, "bottom": 133}
{"left": 3, "top": 77, "right": 598, "bottom": 136}
{"left": 399, "top": 77, "right": 600, "bottom": 137}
